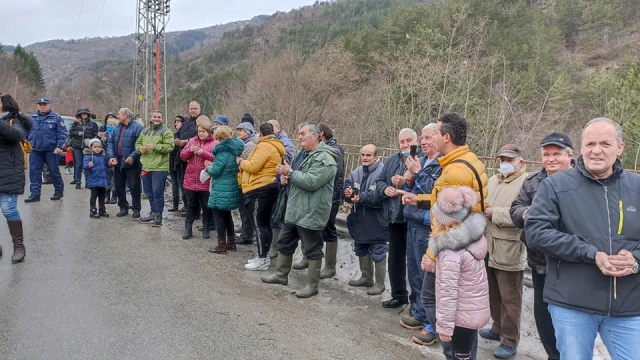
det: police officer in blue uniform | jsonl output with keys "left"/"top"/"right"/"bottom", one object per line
{"left": 24, "top": 97, "right": 68, "bottom": 202}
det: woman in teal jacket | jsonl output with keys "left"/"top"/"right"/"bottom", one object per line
{"left": 206, "top": 125, "right": 244, "bottom": 254}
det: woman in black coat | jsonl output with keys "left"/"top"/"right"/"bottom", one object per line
{"left": 0, "top": 93, "right": 33, "bottom": 263}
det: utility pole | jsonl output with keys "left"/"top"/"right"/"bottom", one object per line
{"left": 133, "top": 0, "right": 170, "bottom": 125}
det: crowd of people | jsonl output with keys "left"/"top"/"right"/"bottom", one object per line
{"left": 1, "top": 92, "right": 639, "bottom": 360}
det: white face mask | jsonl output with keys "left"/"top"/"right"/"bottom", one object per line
{"left": 499, "top": 161, "right": 515, "bottom": 177}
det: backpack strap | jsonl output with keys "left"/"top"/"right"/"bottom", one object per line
{"left": 452, "top": 159, "right": 485, "bottom": 212}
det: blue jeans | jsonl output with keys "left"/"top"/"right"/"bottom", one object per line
{"left": 0, "top": 194, "right": 20, "bottom": 220}
{"left": 549, "top": 304, "right": 640, "bottom": 360}
{"left": 142, "top": 171, "right": 167, "bottom": 214}
{"left": 72, "top": 147, "right": 88, "bottom": 185}
{"left": 407, "top": 225, "right": 434, "bottom": 333}
{"left": 29, "top": 150, "right": 64, "bottom": 196}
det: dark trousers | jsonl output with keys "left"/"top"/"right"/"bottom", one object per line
{"left": 277, "top": 223, "right": 324, "bottom": 260}
{"left": 532, "top": 272, "right": 559, "bottom": 360}
{"left": 213, "top": 209, "right": 234, "bottom": 238}
{"left": 90, "top": 187, "right": 106, "bottom": 208}
{"left": 488, "top": 267, "right": 524, "bottom": 348}
{"left": 169, "top": 169, "right": 181, "bottom": 198}
{"left": 114, "top": 166, "right": 142, "bottom": 211}
{"left": 29, "top": 150, "right": 64, "bottom": 196}
{"left": 321, "top": 202, "right": 340, "bottom": 243}
{"left": 238, "top": 189, "right": 254, "bottom": 240}
{"left": 407, "top": 225, "right": 430, "bottom": 327}
{"left": 246, "top": 184, "right": 279, "bottom": 258}
{"left": 388, "top": 222, "right": 408, "bottom": 302}
{"left": 185, "top": 190, "right": 211, "bottom": 227}
{"left": 72, "top": 147, "right": 87, "bottom": 184}
{"left": 422, "top": 271, "right": 477, "bottom": 359}
{"left": 142, "top": 171, "right": 167, "bottom": 214}
{"left": 451, "top": 327, "right": 478, "bottom": 360}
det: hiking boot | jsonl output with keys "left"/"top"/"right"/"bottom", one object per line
{"left": 261, "top": 253, "right": 293, "bottom": 286}
{"left": 132, "top": 210, "right": 140, "bottom": 219}
{"left": 244, "top": 257, "right": 270, "bottom": 271}
{"left": 296, "top": 259, "right": 321, "bottom": 298}
{"left": 99, "top": 207, "right": 109, "bottom": 217}
{"left": 400, "top": 316, "right": 423, "bottom": 330}
{"left": 367, "top": 260, "right": 386, "bottom": 295}
{"left": 152, "top": 213, "right": 162, "bottom": 227}
{"left": 182, "top": 223, "right": 193, "bottom": 239}
{"left": 411, "top": 330, "right": 438, "bottom": 346}
{"left": 50, "top": 193, "right": 63, "bottom": 200}
{"left": 226, "top": 234, "right": 236, "bottom": 251}
{"left": 116, "top": 208, "right": 129, "bottom": 217}
{"left": 209, "top": 237, "right": 227, "bottom": 254}
{"left": 24, "top": 195, "right": 40, "bottom": 203}
{"left": 139, "top": 212, "right": 156, "bottom": 223}
{"left": 320, "top": 242, "right": 337, "bottom": 279}
{"left": 494, "top": 344, "right": 517, "bottom": 359}
{"left": 479, "top": 328, "right": 501, "bottom": 342}
{"left": 90, "top": 208, "right": 100, "bottom": 219}
{"left": 349, "top": 255, "right": 374, "bottom": 287}
{"left": 8, "top": 220, "right": 25, "bottom": 263}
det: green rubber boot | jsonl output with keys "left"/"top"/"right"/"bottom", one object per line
{"left": 320, "top": 242, "right": 338, "bottom": 279}
{"left": 260, "top": 253, "right": 292, "bottom": 286}
{"left": 349, "top": 255, "right": 374, "bottom": 287}
{"left": 292, "top": 242, "right": 309, "bottom": 270}
{"left": 367, "top": 260, "right": 387, "bottom": 295}
{"left": 269, "top": 228, "right": 280, "bottom": 259}
{"left": 296, "top": 259, "right": 321, "bottom": 298}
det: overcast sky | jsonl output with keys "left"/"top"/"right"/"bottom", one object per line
{"left": 1, "top": 0, "right": 317, "bottom": 46}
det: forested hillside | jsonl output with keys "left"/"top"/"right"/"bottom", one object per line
{"left": 16, "top": 0, "right": 640, "bottom": 167}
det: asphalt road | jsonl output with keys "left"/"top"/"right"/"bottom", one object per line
{"left": 0, "top": 178, "right": 425, "bottom": 360}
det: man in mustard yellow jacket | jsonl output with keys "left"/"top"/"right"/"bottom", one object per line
{"left": 400, "top": 112, "right": 488, "bottom": 359}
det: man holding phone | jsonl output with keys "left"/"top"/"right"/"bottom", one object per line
{"left": 376, "top": 128, "right": 419, "bottom": 309}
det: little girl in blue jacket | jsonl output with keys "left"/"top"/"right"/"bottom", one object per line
{"left": 84, "top": 138, "right": 110, "bottom": 218}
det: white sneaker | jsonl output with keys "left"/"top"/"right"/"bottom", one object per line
{"left": 247, "top": 255, "right": 259, "bottom": 264}
{"left": 244, "top": 257, "right": 270, "bottom": 271}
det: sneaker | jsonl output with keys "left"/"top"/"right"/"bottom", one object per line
{"left": 494, "top": 344, "right": 517, "bottom": 359}
{"left": 247, "top": 255, "right": 259, "bottom": 264}
{"left": 139, "top": 212, "right": 156, "bottom": 223}
{"left": 479, "top": 328, "right": 501, "bottom": 342}
{"left": 244, "top": 257, "right": 270, "bottom": 271}
{"left": 411, "top": 330, "right": 438, "bottom": 346}
{"left": 400, "top": 316, "right": 423, "bottom": 330}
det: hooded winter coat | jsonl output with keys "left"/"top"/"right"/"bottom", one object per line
{"left": 180, "top": 135, "right": 217, "bottom": 192}
{"left": 206, "top": 138, "right": 244, "bottom": 210}
{"left": 239, "top": 135, "right": 284, "bottom": 193}
{"left": 430, "top": 212, "right": 491, "bottom": 337}
{"left": 69, "top": 117, "right": 99, "bottom": 149}
{"left": 135, "top": 123, "right": 175, "bottom": 171}
{"left": 0, "top": 113, "right": 32, "bottom": 195}
{"left": 285, "top": 142, "right": 338, "bottom": 230}
{"left": 345, "top": 161, "right": 387, "bottom": 244}
{"left": 83, "top": 148, "right": 110, "bottom": 188}
{"left": 486, "top": 169, "right": 528, "bottom": 272}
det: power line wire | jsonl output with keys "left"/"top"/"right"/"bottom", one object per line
{"left": 93, "top": 0, "right": 109, "bottom": 37}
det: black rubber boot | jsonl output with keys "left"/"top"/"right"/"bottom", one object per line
{"left": 182, "top": 223, "right": 193, "bottom": 239}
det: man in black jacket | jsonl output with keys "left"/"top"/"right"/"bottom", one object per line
{"left": 510, "top": 132, "right": 573, "bottom": 360}
{"left": 376, "top": 128, "right": 418, "bottom": 309}
{"left": 526, "top": 118, "right": 640, "bottom": 359}
{"left": 175, "top": 101, "right": 200, "bottom": 215}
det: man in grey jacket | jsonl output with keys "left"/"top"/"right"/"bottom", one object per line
{"left": 526, "top": 118, "right": 640, "bottom": 359}
{"left": 510, "top": 132, "right": 573, "bottom": 360}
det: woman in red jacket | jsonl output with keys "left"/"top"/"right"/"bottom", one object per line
{"left": 180, "top": 118, "right": 217, "bottom": 240}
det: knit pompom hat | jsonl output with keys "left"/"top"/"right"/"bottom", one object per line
{"left": 432, "top": 186, "right": 478, "bottom": 226}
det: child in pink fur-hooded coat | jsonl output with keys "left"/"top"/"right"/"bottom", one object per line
{"left": 428, "top": 186, "right": 490, "bottom": 359}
